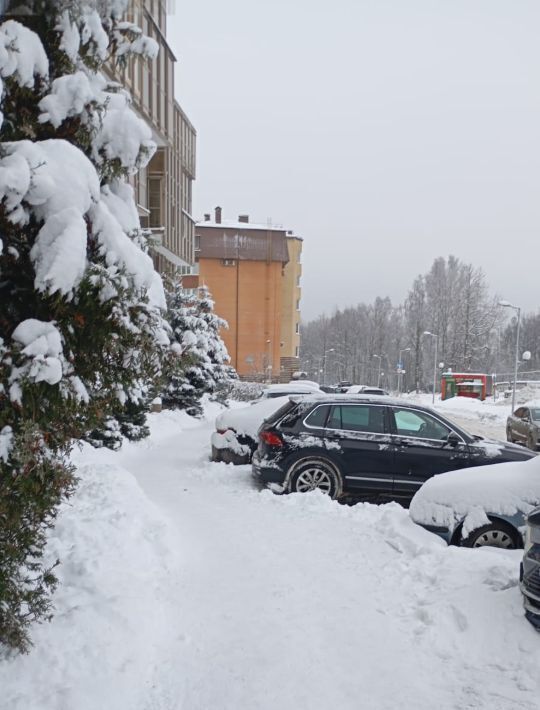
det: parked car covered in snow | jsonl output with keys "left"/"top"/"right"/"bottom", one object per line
{"left": 521, "top": 506, "right": 540, "bottom": 628}
{"left": 256, "top": 382, "right": 322, "bottom": 401}
{"left": 211, "top": 396, "right": 305, "bottom": 464}
{"left": 409, "top": 456, "right": 540, "bottom": 548}
{"left": 346, "top": 385, "right": 389, "bottom": 396}
{"left": 288, "top": 379, "right": 321, "bottom": 390}
{"left": 252, "top": 394, "right": 535, "bottom": 503}
{"left": 506, "top": 403, "right": 540, "bottom": 451}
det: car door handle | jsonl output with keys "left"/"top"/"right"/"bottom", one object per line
{"left": 394, "top": 438, "right": 410, "bottom": 447}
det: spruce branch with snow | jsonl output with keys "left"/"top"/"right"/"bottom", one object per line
{"left": 0, "top": 0, "right": 167, "bottom": 652}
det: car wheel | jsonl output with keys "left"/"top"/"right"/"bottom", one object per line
{"left": 289, "top": 458, "right": 341, "bottom": 499}
{"left": 460, "top": 521, "right": 520, "bottom": 549}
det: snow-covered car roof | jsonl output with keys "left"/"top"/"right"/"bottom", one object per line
{"left": 287, "top": 380, "right": 320, "bottom": 390}
{"left": 409, "top": 456, "right": 540, "bottom": 535}
{"left": 215, "top": 396, "right": 293, "bottom": 438}
{"left": 263, "top": 383, "right": 322, "bottom": 396}
{"left": 346, "top": 385, "right": 387, "bottom": 394}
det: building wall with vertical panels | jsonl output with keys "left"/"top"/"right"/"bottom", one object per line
{"left": 109, "top": 0, "right": 196, "bottom": 274}
{"left": 280, "top": 236, "right": 303, "bottom": 374}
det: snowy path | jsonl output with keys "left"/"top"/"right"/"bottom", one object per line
{"left": 116, "top": 408, "right": 539, "bottom": 710}
{"left": 3, "top": 405, "right": 539, "bottom": 710}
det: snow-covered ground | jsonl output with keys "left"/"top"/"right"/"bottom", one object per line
{"left": 2, "top": 400, "right": 540, "bottom": 710}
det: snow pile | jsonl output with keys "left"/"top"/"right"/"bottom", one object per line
{"left": 435, "top": 394, "right": 509, "bottom": 425}
{"left": 0, "top": 461, "right": 180, "bottom": 710}
{"left": 211, "top": 429, "right": 251, "bottom": 456}
{"left": 215, "top": 395, "right": 291, "bottom": 438}
{"left": 410, "top": 456, "right": 540, "bottom": 534}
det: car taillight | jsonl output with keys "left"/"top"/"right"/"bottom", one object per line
{"left": 259, "top": 430, "right": 283, "bottom": 447}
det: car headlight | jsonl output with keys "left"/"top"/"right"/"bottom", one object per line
{"left": 525, "top": 523, "right": 540, "bottom": 557}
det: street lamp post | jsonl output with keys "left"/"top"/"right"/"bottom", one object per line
{"left": 422, "top": 332, "right": 438, "bottom": 404}
{"left": 498, "top": 300, "right": 521, "bottom": 413}
{"left": 266, "top": 339, "right": 272, "bottom": 383}
{"left": 397, "top": 347, "right": 411, "bottom": 395}
{"left": 373, "top": 354, "right": 382, "bottom": 388}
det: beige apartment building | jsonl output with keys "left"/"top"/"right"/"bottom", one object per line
{"left": 111, "top": 0, "right": 196, "bottom": 274}
{"left": 184, "top": 208, "right": 303, "bottom": 381}
{"left": 280, "top": 234, "right": 303, "bottom": 374}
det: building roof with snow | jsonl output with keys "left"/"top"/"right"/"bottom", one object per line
{"left": 195, "top": 208, "right": 291, "bottom": 263}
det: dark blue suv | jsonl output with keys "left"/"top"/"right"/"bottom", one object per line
{"left": 252, "top": 395, "right": 535, "bottom": 501}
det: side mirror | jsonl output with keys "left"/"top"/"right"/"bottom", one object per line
{"left": 446, "top": 432, "right": 460, "bottom": 448}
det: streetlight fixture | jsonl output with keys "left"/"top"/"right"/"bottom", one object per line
{"left": 397, "top": 347, "right": 411, "bottom": 395}
{"left": 322, "top": 348, "right": 335, "bottom": 385}
{"left": 498, "top": 300, "right": 521, "bottom": 412}
{"left": 422, "top": 332, "right": 438, "bottom": 404}
{"left": 373, "top": 354, "right": 382, "bottom": 388}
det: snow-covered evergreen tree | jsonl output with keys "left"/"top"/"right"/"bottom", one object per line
{"left": 0, "top": 0, "right": 168, "bottom": 651}
{"left": 163, "top": 280, "right": 231, "bottom": 416}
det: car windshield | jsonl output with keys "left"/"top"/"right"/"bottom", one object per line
{"left": 531, "top": 409, "right": 540, "bottom": 421}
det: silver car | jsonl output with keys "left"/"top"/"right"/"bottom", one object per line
{"left": 506, "top": 405, "right": 540, "bottom": 451}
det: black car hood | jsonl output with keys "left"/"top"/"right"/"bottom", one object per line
{"left": 470, "top": 436, "right": 536, "bottom": 460}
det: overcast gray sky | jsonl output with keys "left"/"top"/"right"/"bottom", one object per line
{"left": 167, "top": 0, "right": 540, "bottom": 322}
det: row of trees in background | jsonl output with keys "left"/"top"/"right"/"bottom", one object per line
{"left": 301, "top": 256, "right": 534, "bottom": 392}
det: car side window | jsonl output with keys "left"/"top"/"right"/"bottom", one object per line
{"left": 523, "top": 408, "right": 530, "bottom": 421}
{"left": 304, "top": 405, "right": 330, "bottom": 428}
{"left": 327, "top": 405, "right": 386, "bottom": 434}
{"left": 514, "top": 407, "right": 525, "bottom": 418}
{"left": 392, "top": 408, "right": 451, "bottom": 441}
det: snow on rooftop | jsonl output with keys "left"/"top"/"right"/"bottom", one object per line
{"left": 196, "top": 219, "right": 287, "bottom": 232}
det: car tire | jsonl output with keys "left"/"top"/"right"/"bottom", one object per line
{"left": 460, "top": 520, "right": 521, "bottom": 549}
{"left": 288, "top": 458, "right": 342, "bottom": 500}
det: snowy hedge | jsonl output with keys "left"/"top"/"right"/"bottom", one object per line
{"left": 0, "top": 0, "right": 168, "bottom": 652}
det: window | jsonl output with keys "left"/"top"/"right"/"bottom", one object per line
{"left": 514, "top": 407, "right": 525, "bottom": 418}
{"left": 327, "top": 405, "right": 386, "bottom": 434}
{"left": 296, "top": 299, "right": 300, "bottom": 310}
{"left": 304, "top": 405, "right": 330, "bottom": 428}
{"left": 392, "top": 408, "right": 451, "bottom": 441}
{"left": 295, "top": 346, "right": 299, "bottom": 357}
{"left": 222, "top": 259, "right": 236, "bottom": 266}
{"left": 194, "top": 234, "right": 200, "bottom": 251}
{"left": 531, "top": 409, "right": 540, "bottom": 421}
{"left": 148, "top": 177, "right": 162, "bottom": 228}
{"left": 295, "top": 322, "right": 300, "bottom": 334}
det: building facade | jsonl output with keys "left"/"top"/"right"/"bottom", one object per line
{"left": 185, "top": 208, "right": 303, "bottom": 381}
{"left": 112, "top": 0, "right": 196, "bottom": 274}
{"left": 280, "top": 235, "right": 303, "bottom": 378}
